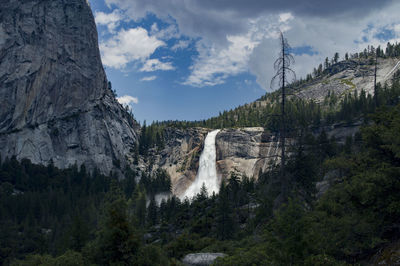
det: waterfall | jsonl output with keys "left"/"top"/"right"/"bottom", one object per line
{"left": 182, "top": 129, "right": 221, "bottom": 199}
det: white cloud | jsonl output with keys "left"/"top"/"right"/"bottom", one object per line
{"left": 171, "top": 40, "right": 191, "bottom": 51}
{"left": 117, "top": 95, "right": 139, "bottom": 111}
{"left": 95, "top": 10, "right": 124, "bottom": 33}
{"left": 99, "top": 27, "right": 165, "bottom": 69}
{"left": 183, "top": 35, "right": 258, "bottom": 86}
{"left": 183, "top": 16, "right": 286, "bottom": 87}
{"left": 140, "top": 59, "right": 175, "bottom": 72}
{"left": 141, "top": 75, "right": 157, "bottom": 81}
{"left": 100, "top": 0, "right": 400, "bottom": 90}
{"left": 150, "top": 23, "right": 179, "bottom": 40}
{"left": 279, "top": 13, "right": 294, "bottom": 23}
{"left": 393, "top": 24, "right": 400, "bottom": 35}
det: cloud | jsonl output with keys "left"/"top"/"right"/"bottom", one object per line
{"left": 141, "top": 75, "right": 157, "bottom": 81}
{"left": 101, "top": 0, "right": 400, "bottom": 89}
{"left": 249, "top": 4, "right": 400, "bottom": 90}
{"left": 182, "top": 15, "right": 288, "bottom": 87}
{"left": 105, "top": 0, "right": 394, "bottom": 46}
{"left": 94, "top": 9, "right": 125, "bottom": 33}
{"left": 183, "top": 34, "right": 260, "bottom": 86}
{"left": 279, "top": 13, "right": 294, "bottom": 23}
{"left": 150, "top": 23, "right": 180, "bottom": 40}
{"left": 117, "top": 95, "right": 139, "bottom": 111}
{"left": 171, "top": 40, "right": 191, "bottom": 51}
{"left": 99, "top": 27, "right": 165, "bottom": 69}
{"left": 140, "top": 59, "right": 175, "bottom": 72}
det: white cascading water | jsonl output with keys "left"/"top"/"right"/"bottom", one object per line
{"left": 182, "top": 129, "right": 221, "bottom": 199}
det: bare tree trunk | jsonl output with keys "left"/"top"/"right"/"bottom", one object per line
{"left": 271, "top": 32, "right": 295, "bottom": 201}
{"left": 280, "top": 35, "right": 287, "bottom": 199}
{"left": 374, "top": 53, "right": 378, "bottom": 107}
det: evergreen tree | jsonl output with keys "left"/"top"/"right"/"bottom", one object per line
{"left": 333, "top": 52, "right": 339, "bottom": 64}
{"left": 92, "top": 181, "right": 140, "bottom": 265}
{"left": 216, "top": 181, "right": 235, "bottom": 240}
{"left": 147, "top": 195, "right": 158, "bottom": 227}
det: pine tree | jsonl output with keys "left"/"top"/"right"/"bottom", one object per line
{"left": 197, "top": 182, "right": 208, "bottom": 201}
{"left": 93, "top": 180, "right": 140, "bottom": 265}
{"left": 271, "top": 31, "right": 295, "bottom": 201}
{"left": 334, "top": 52, "right": 339, "bottom": 64}
{"left": 135, "top": 186, "right": 147, "bottom": 228}
{"left": 69, "top": 215, "right": 89, "bottom": 252}
{"left": 147, "top": 195, "right": 158, "bottom": 227}
{"left": 216, "top": 181, "right": 235, "bottom": 240}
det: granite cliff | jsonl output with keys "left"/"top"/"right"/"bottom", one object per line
{"left": 0, "top": 0, "right": 139, "bottom": 173}
{"left": 154, "top": 123, "right": 361, "bottom": 195}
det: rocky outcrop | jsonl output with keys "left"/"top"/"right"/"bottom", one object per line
{"left": 216, "top": 127, "right": 280, "bottom": 179}
{"left": 0, "top": 0, "right": 139, "bottom": 173}
{"left": 295, "top": 58, "right": 400, "bottom": 103}
{"left": 159, "top": 123, "right": 362, "bottom": 196}
{"left": 182, "top": 253, "right": 227, "bottom": 266}
{"left": 152, "top": 127, "right": 208, "bottom": 196}
{"left": 153, "top": 127, "right": 281, "bottom": 195}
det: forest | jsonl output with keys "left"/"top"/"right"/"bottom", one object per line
{"left": 1, "top": 43, "right": 400, "bottom": 265}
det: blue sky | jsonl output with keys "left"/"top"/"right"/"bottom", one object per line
{"left": 88, "top": 0, "right": 400, "bottom": 123}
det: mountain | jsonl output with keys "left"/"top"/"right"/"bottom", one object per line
{"left": 147, "top": 53, "right": 400, "bottom": 195}
{"left": 0, "top": 0, "right": 139, "bottom": 174}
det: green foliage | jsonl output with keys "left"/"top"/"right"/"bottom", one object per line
{"left": 0, "top": 159, "right": 116, "bottom": 263}
{"left": 136, "top": 245, "right": 170, "bottom": 266}
{"left": 216, "top": 103, "right": 400, "bottom": 265}
{"left": 216, "top": 181, "right": 236, "bottom": 240}
{"left": 139, "top": 121, "right": 166, "bottom": 156}
{"left": 90, "top": 181, "right": 140, "bottom": 265}
{"left": 10, "top": 250, "right": 85, "bottom": 266}
{"left": 139, "top": 169, "right": 171, "bottom": 195}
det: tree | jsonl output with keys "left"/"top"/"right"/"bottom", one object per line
{"left": 216, "top": 181, "right": 235, "bottom": 240}
{"left": 147, "top": 195, "right": 158, "bottom": 227}
{"left": 334, "top": 52, "right": 339, "bottom": 64}
{"left": 197, "top": 182, "right": 208, "bottom": 201}
{"left": 374, "top": 51, "right": 378, "bottom": 107}
{"left": 92, "top": 181, "right": 140, "bottom": 265}
{"left": 69, "top": 215, "right": 89, "bottom": 252}
{"left": 271, "top": 31, "right": 295, "bottom": 201}
{"left": 324, "top": 57, "right": 330, "bottom": 69}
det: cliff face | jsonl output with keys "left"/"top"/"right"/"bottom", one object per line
{"left": 0, "top": 0, "right": 139, "bottom": 173}
{"left": 152, "top": 127, "right": 280, "bottom": 195}
{"left": 216, "top": 127, "right": 280, "bottom": 179}
{"left": 294, "top": 58, "right": 400, "bottom": 103}
{"left": 152, "top": 127, "right": 208, "bottom": 196}
{"left": 156, "top": 123, "right": 362, "bottom": 195}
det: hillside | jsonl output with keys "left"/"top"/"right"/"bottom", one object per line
{"left": 152, "top": 50, "right": 400, "bottom": 130}
{"left": 140, "top": 49, "right": 400, "bottom": 196}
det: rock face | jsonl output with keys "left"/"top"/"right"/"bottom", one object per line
{"left": 158, "top": 123, "right": 361, "bottom": 195}
{"left": 152, "top": 127, "right": 208, "bottom": 196}
{"left": 216, "top": 127, "right": 281, "bottom": 179}
{"left": 0, "top": 0, "right": 139, "bottom": 173}
{"left": 153, "top": 127, "right": 281, "bottom": 194}
{"left": 295, "top": 58, "right": 400, "bottom": 103}
{"left": 182, "top": 253, "right": 226, "bottom": 266}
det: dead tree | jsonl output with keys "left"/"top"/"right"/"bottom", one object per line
{"left": 374, "top": 52, "right": 378, "bottom": 107}
{"left": 271, "top": 31, "right": 296, "bottom": 200}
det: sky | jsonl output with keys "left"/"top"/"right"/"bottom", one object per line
{"left": 88, "top": 0, "right": 400, "bottom": 123}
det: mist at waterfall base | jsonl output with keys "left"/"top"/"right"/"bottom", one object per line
{"left": 181, "top": 130, "right": 221, "bottom": 200}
